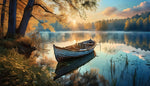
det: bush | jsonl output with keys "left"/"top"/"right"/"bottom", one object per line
{"left": 0, "top": 47, "right": 60, "bottom": 86}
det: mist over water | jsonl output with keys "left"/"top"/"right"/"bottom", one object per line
{"left": 39, "top": 31, "right": 150, "bottom": 86}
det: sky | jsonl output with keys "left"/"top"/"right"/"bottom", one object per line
{"left": 44, "top": 0, "right": 150, "bottom": 23}
{"left": 86, "top": 0, "right": 150, "bottom": 22}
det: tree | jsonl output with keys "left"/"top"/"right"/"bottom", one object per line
{"left": 0, "top": 0, "right": 6, "bottom": 38}
{"left": 101, "top": 20, "right": 108, "bottom": 30}
{"left": 124, "top": 20, "right": 130, "bottom": 31}
{"left": 6, "top": 0, "right": 17, "bottom": 37}
{"left": 1, "top": 0, "right": 99, "bottom": 38}
{"left": 143, "top": 18, "right": 148, "bottom": 31}
{"left": 16, "top": 0, "right": 35, "bottom": 36}
{"left": 136, "top": 17, "right": 143, "bottom": 31}
{"left": 129, "top": 18, "right": 136, "bottom": 30}
{"left": 149, "top": 15, "right": 150, "bottom": 23}
{"left": 83, "top": 23, "right": 92, "bottom": 29}
{"left": 148, "top": 15, "right": 150, "bottom": 31}
{"left": 95, "top": 21, "right": 101, "bottom": 30}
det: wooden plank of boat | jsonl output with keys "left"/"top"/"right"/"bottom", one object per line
{"left": 54, "top": 51, "right": 96, "bottom": 80}
{"left": 53, "top": 39, "right": 96, "bottom": 62}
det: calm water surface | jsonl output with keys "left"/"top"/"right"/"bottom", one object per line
{"left": 38, "top": 31, "right": 150, "bottom": 86}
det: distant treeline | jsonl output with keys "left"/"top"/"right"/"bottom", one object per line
{"left": 95, "top": 12, "right": 150, "bottom": 31}
{"left": 37, "top": 12, "right": 150, "bottom": 32}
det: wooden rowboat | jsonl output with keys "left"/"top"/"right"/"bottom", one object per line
{"left": 54, "top": 51, "right": 96, "bottom": 80}
{"left": 53, "top": 39, "right": 96, "bottom": 62}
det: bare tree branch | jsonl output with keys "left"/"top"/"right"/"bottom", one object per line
{"left": 33, "top": 2, "right": 67, "bottom": 24}
{"left": 65, "top": 0, "right": 86, "bottom": 19}
{"left": 31, "top": 15, "right": 44, "bottom": 23}
{"left": 33, "top": 3, "right": 66, "bottom": 22}
{"left": 31, "top": 15, "right": 53, "bottom": 31}
{"left": 33, "top": 13, "right": 54, "bottom": 17}
{"left": 34, "top": 3, "right": 56, "bottom": 16}
{"left": 66, "top": 0, "right": 78, "bottom": 10}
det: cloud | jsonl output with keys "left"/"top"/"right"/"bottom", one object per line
{"left": 102, "top": 1, "right": 150, "bottom": 18}
{"left": 102, "top": 7, "right": 117, "bottom": 16}
{"left": 115, "top": 1, "right": 150, "bottom": 18}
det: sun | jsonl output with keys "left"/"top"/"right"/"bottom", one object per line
{"left": 72, "top": 20, "right": 76, "bottom": 25}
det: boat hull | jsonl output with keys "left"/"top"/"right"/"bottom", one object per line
{"left": 53, "top": 45, "right": 94, "bottom": 62}
{"left": 54, "top": 51, "right": 96, "bottom": 80}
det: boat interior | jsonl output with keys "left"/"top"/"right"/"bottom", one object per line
{"left": 65, "top": 40, "right": 96, "bottom": 51}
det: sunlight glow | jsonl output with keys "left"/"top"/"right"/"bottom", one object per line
{"left": 73, "top": 40, "right": 76, "bottom": 44}
{"left": 72, "top": 20, "right": 76, "bottom": 25}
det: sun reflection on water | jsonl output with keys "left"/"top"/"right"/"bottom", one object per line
{"left": 73, "top": 40, "right": 76, "bottom": 44}
{"left": 37, "top": 31, "right": 150, "bottom": 86}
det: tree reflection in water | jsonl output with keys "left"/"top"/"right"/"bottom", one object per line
{"left": 56, "top": 69, "right": 109, "bottom": 86}
{"left": 38, "top": 31, "right": 150, "bottom": 86}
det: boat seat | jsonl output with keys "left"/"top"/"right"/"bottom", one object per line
{"left": 64, "top": 41, "right": 95, "bottom": 51}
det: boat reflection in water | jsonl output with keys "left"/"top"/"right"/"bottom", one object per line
{"left": 39, "top": 31, "right": 150, "bottom": 85}
{"left": 54, "top": 51, "right": 96, "bottom": 80}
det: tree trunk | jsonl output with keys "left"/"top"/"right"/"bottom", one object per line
{"left": 0, "top": 0, "right": 6, "bottom": 38}
{"left": 17, "top": 0, "right": 35, "bottom": 36}
{"left": 6, "top": 0, "right": 17, "bottom": 38}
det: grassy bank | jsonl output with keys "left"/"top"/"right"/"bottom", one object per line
{"left": 0, "top": 37, "right": 37, "bottom": 58}
{"left": 0, "top": 46, "right": 61, "bottom": 86}
{"left": 0, "top": 36, "right": 61, "bottom": 86}
{"left": 0, "top": 37, "right": 110, "bottom": 86}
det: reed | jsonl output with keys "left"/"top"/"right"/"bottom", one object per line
{"left": 132, "top": 69, "right": 137, "bottom": 86}
{"left": 125, "top": 54, "right": 128, "bottom": 66}
{"left": 57, "top": 69, "right": 109, "bottom": 86}
{"left": 113, "top": 62, "right": 116, "bottom": 75}
{"left": 110, "top": 58, "right": 113, "bottom": 75}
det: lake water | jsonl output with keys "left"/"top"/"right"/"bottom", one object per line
{"left": 38, "top": 31, "right": 150, "bottom": 86}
